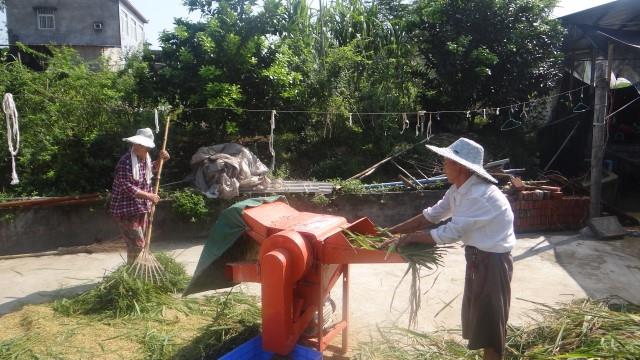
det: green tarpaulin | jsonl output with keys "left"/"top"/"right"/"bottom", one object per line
{"left": 183, "top": 195, "right": 286, "bottom": 296}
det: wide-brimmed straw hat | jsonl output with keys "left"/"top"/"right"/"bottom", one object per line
{"left": 123, "top": 128, "right": 155, "bottom": 149}
{"left": 426, "top": 137, "right": 497, "bottom": 184}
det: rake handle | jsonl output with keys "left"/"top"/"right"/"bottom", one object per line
{"left": 144, "top": 113, "right": 172, "bottom": 247}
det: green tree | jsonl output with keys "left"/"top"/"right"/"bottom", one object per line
{"left": 0, "top": 46, "right": 146, "bottom": 195}
{"left": 411, "top": 0, "right": 564, "bottom": 131}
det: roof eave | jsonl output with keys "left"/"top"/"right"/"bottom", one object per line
{"left": 120, "top": 0, "right": 148, "bottom": 24}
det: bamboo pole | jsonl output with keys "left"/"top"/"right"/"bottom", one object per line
{"left": 143, "top": 112, "right": 171, "bottom": 247}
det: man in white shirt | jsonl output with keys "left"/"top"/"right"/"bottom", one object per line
{"left": 388, "top": 137, "right": 515, "bottom": 360}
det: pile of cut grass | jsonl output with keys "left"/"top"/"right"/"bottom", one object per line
{"left": 353, "top": 298, "right": 640, "bottom": 359}
{"left": 172, "top": 292, "right": 262, "bottom": 359}
{"left": 507, "top": 298, "right": 640, "bottom": 359}
{"left": 1, "top": 253, "right": 262, "bottom": 359}
{"left": 0, "top": 292, "right": 261, "bottom": 360}
{"left": 53, "top": 252, "right": 190, "bottom": 318}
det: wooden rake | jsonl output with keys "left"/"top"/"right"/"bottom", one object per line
{"left": 131, "top": 113, "right": 172, "bottom": 283}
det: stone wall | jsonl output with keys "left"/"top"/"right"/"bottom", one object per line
{"left": 0, "top": 191, "right": 446, "bottom": 256}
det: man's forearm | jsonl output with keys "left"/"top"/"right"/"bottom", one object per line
{"left": 389, "top": 214, "right": 433, "bottom": 234}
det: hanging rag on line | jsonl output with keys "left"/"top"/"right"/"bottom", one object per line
{"left": 425, "top": 112, "right": 433, "bottom": 140}
{"left": 269, "top": 110, "right": 276, "bottom": 170}
{"left": 3, "top": 93, "right": 20, "bottom": 185}
{"left": 400, "top": 113, "right": 409, "bottom": 134}
{"left": 323, "top": 113, "right": 333, "bottom": 138}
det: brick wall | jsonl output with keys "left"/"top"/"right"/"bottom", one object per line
{"left": 510, "top": 196, "right": 590, "bottom": 233}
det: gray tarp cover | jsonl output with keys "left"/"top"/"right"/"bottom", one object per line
{"left": 190, "top": 143, "right": 271, "bottom": 199}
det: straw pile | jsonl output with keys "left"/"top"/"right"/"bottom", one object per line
{"left": 344, "top": 228, "right": 448, "bottom": 327}
{"left": 0, "top": 292, "right": 261, "bottom": 359}
{"left": 53, "top": 252, "right": 190, "bottom": 317}
{"left": 353, "top": 298, "right": 640, "bottom": 359}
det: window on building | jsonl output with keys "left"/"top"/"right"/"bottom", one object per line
{"left": 36, "top": 8, "right": 55, "bottom": 30}
{"left": 120, "top": 10, "right": 126, "bottom": 35}
{"left": 123, "top": 12, "right": 129, "bottom": 36}
{"left": 138, "top": 25, "right": 144, "bottom": 42}
{"left": 132, "top": 19, "right": 137, "bottom": 41}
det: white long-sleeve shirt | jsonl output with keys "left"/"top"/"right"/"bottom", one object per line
{"left": 423, "top": 175, "right": 516, "bottom": 253}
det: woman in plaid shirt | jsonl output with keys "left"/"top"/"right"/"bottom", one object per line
{"left": 109, "top": 128, "right": 170, "bottom": 264}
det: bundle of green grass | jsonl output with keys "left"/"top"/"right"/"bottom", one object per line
{"left": 345, "top": 228, "right": 448, "bottom": 328}
{"left": 54, "top": 253, "right": 191, "bottom": 317}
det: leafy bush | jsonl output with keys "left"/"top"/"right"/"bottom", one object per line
{"left": 170, "top": 188, "right": 209, "bottom": 222}
{"left": 331, "top": 178, "right": 367, "bottom": 194}
{"left": 311, "top": 193, "right": 330, "bottom": 206}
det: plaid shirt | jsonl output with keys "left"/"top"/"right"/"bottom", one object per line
{"left": 109, "top": 153, "right": 155, "bottom": 218}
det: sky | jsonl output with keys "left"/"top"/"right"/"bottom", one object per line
{"left": 0, "top": 0, "right": 620, "bottom": 48}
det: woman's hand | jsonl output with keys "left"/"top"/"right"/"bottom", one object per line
{"left": 159, "top": 150, "right": 170, "bottom": 161}
{"left": 147, "top": 192, "right": 160, "bottom": 204}
{"left": 138, "top": 191, "right": 160, "bottom": 204}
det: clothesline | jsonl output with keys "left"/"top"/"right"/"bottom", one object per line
{"left": 6, "top": 83, "right": 591, "bottom": 119}
{"left": 182, "top": 84, "right": 591, "bottom": 117}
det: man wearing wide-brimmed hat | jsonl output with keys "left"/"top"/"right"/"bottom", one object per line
{"left": 388, "top": 137, "right": 515, "bottom": 360}
{"left": 109, "top": 128, "right": 170, "bottom": 264}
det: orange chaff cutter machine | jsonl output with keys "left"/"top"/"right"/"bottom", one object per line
{"left": 223, "top": 201, "right": 406, "bottom": 355}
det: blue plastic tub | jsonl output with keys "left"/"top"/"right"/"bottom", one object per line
{"left": 219, "top": 336, "right": 323, "bottom": 360}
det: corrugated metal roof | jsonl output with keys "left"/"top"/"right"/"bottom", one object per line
{"left": 239, "top": 181, "right": 335, "bottom": 194}
{"left": 561, "top": 0, "right": 640, "bottom": 32}
{"left": 560, "top": 0, "right": 640, "bottom": 53}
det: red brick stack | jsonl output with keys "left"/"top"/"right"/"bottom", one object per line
{"left": 505, "top": 178, "right": 589, "bottom": 233}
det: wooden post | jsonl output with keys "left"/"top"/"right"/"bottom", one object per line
{"left": 589, "top": 42, "right": 614, "bottom": 218}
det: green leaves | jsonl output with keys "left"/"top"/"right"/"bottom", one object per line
{"left": 0, "top": 45, "right": 142, "bottom": 195}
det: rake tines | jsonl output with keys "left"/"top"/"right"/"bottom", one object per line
{"left": 131, "top": 246, "right": 165, "bottom": 283}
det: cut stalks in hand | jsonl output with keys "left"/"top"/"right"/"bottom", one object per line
{"left": 344, "top": 227, "right": 449, "bottom": 328}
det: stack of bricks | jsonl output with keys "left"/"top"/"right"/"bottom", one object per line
{"left": 506, "top": 178, "right": 590, "bottom": 233}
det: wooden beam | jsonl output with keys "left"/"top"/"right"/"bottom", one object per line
{"left": 589, "top": 42, "right": 614, "bottom": 218}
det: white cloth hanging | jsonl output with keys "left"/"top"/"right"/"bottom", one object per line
{"left": 400, "top": 113, "right": 409, "bottom": 134}
{"left": 3, "top": 93, "right": 20, "bottom": 185}
{"left": 130, "top": 150, "right": 153, "bottom": 185}
{"left": 269, "top": 110, "right": 276, "bottom": 170}
{"left": 426, "top": 113, "right": 433, "bottom": 140}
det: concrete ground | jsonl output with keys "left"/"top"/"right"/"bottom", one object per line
{"left": 1, "top": 231, "right": 640, "bottom": 352}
